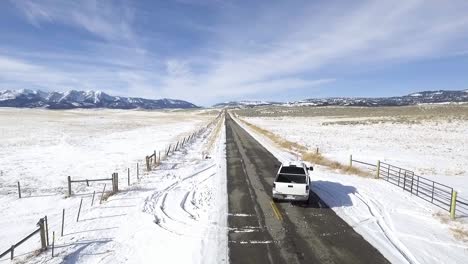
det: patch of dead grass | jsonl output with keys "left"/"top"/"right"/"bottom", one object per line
{"left": 238, "top": 117, "right": 372, "bottom": 177}
{"left": 434, "top": 212, "right": 468, "bottom": 243}
{"left": 203, "top": 114, "right": 224, "bottom": 155}
{"left": 433, "top": 212, "right": 451, "bottom": 224}
{"left": 302, "top": 152, "right": 372, "bottom": 177}
{"left": 100, "top": 191, "right": 115, "bottom": 202}
{"left": 450, "top": 226, "right": 468, "bottom": 242}
{"left": 233, "top": 104, "right": 468, "bottom": 120}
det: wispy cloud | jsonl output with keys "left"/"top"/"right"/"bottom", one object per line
{"left": 157, "top": 0, "right": 468, "bottom": 103}
{"left": 3, "top": 0, "right": 468, "bottom": 105}
{"left": 11, "top": 0, "right": 135, "bottom": 41}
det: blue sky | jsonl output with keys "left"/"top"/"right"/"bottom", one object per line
{"left": 1, "top": 0, "right": 468, "bottom": 105}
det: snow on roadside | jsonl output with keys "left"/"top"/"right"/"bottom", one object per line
{"left": 6, "top": 115, "right": 227, "bottom": 264}
{"left": 232, "top": 115, "right": 468, "bottom": 264}
{"left": 0, "top": 109, "right": 225, "bottom": 263}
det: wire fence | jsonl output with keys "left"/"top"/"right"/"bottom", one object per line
{"left": 351, "top": 157, "right": 468, "bottom": 218}
{"left": 1, "top": 114, "right": 222, "bottom": 261}
{"left": 0, "top": 217, "right": 48, "bottom": 260}
{"left": 379, "top": 162, "right": 453, "bottom": 212}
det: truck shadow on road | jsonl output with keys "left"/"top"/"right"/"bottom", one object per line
{"left": 290, "top": 181, "right": 356, "bottom": 209}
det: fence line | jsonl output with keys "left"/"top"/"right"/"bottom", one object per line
{"left": 67, "top": 175, "right": 117, "bottom": 197}
{"left": 1, "top": 113, "right": 223, "bottom": 261}
{"left": 0, "top": 217, "right": 48, "bottom": 260}
{"left": 144, "top": 115, "right": 222, "bottom": 172}
{"left": 351, "top": 156, "right": 468, "bottom": 219}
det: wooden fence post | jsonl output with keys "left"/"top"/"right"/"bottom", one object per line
{"left": 112, "top": 173, "right": 119, "bottom": 193}
{"left": 37, "top": 218, "right": 47, "bottom": 251}
{"left": 76, "top": 198, "right": 83, "bottom": 222}
{"left": 137, "top": 163, "right": 140, "bottom": 180}
{"left": 10, "top": 245, "right": 14, "bottom": 260}
{"left": 17, "top": 181, "right": 21, "bottom": 199}
{"left": 146, "top": 156, "right": 149, "bottom": 171}
{"left": 115, "top": 173, "right": 118, "bottom": 192}
{"left": 175, "top": 141, "right": 179, "bottom": 152}
{"left": 100, "top": 184, "right": 106, "bottom": 204}
{"left": 376, "top": 160, "right": 381, "bottom": 179}
{"left": 61, "top": 209, "right": 65, "bottom": 236}
{"left": 154, "top": 151, "right": 157, "bottom": 164}
{"left": 349, "top": 155, "right": 353, "bottom": 167}
{"left": 67, "top": 176, "right": 72, "bottom": 197}
{"left": 146, "top": 156, "right": 150, "bottom": 171}
{"left": 45, "top": 215, "right": 49, "bottom": 246}
{"left": 158, "top": 151, "right": 161, "bottom": 164}
{"left": 127, "top": 168, "right": 130, "bottom": 186}
{"left": 91, "top": 191, "right": 96, "bottom": 206}
{"left": 166, "top": 145, "right": 171, "bottom": 156}
{"left": 51, "top": 231, "right": 55, "bottom": 257}
{"left": 451, "top": 191, "right": 458, "bottom": 219}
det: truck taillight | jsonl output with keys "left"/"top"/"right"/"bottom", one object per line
{"left": 273, "top": 183, "right": 276, "bottom": 189}
{"left": 306, "top": 185, "right": 309, "bottom": 192}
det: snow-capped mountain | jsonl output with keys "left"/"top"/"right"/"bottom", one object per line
{"left": 0, "top": 89, "right": 198, "bottom": 109}
{"left": 294, "top": 90, "right": 468, "bottom": 107}
{"left": 213, "top": 90, "right": 468, "bottom": 108}
{"left": 213, "top": 100, "right": 281, "bottom": 108}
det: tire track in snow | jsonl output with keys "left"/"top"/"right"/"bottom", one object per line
{"left": 143, "top": 163, "right": 216, "bottom": 214}
{"left": 145, "top": 161, "right": 227, "bottom": 238}
{"left": 354, "top": 192, "right": 419, "bottom": 264}
{"left": 314, "top": 182, "right": 418, "bottom": 264}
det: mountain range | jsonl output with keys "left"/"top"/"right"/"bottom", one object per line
{"left": 0, "top": 89, "right": 198, "bottom": 109}
{"left": 213, "top": 90, "right": 468, "bottom": 108}
{"left": 2, "top": 89, "right": 467, "bottom": 110}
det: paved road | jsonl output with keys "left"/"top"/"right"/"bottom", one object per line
{"left": 226, "top": 114, "right": 389, "bottom": 264}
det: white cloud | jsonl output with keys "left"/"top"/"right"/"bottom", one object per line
{"left": 11, "top": 0, "right": 135, "bottom": 41}
{"left": 155, "top": 0, "right": 468, "bottom": 104}
{"left": 0, "top": 55, "right": 75, "bottom": 86}
{"left": 4, "top": 0, "right": 468, "bottom": 105}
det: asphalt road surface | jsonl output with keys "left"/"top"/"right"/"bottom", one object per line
{"left": 226, "top": 114, "right": 389, "bottom": 264}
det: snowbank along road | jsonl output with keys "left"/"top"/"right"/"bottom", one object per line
{"left": 225, "top": 114, "right": 389, "bottom": 264}
{"left": 0, "top": 113, "right": 227, "bottom": 263}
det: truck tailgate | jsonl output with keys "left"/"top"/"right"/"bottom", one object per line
{"left": 275, "top": 182, "right": 308, "bottom": 195}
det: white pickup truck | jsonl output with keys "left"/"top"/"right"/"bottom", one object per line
{"left": 272, "top": 162, "right": 312, "bottom": 203}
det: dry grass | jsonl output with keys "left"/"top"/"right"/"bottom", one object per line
{"left": 234, "top": 104, "right": 468, "bottom": 121}
{"left": 433, "top": 212, "right": 451, "bottom": 224}
{"left": 433, "top": 212, "right": 468, "bottom": 242}
{"left": 203, "top": 115, "right": 224, "bottom": 155}
{"left": 302, "top": 152, "right": 372, "bottom": 177}
{"left": 450, "top": 226, "right": 468, "bottom": 242}
{"left": 11, "top": 249, "right": 42, "bottom": 264}
{"left": 239, "top": 117, "right": 372, "bottom": 177}
{"left": 101, "top": 191, "right": 115, "bottom": 202}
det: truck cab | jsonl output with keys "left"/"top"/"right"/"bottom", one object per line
{"left": 272, "top": 162, "right": 312, "bottom": 203}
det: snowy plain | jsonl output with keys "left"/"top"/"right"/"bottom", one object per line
{"left": 0, "top": 108, "right": 226, "bottom": 263}
{"left": 240, "top": 110, "right": 468, "bottom": 195}
{"left": 233, "top": 110, "right": 468, "bottom": 264}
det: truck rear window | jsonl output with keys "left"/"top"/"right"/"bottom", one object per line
{"left": 276, "top": 174, "right": 307, "bottom": 184}
{"left": 280, "top": 166, "right": 305, "bottom": 175}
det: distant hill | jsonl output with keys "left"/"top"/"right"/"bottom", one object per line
{"left": 0, "top": 89, "right": 198, "bottom": 109}
{"left": 213, "top": 90, "right": 468, "bottom": 108}
{"left": 212, "top": 100, "right": 280, "bottom": 108}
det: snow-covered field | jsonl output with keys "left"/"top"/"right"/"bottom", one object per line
{"left": 233, "top": 108, "right": 468, "bottom": 264}
{"left": 0, "top": 108, "right": 225, "bottom": 263}
{"left": 238, "top": 107, "right": 468, "bottom": 194}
